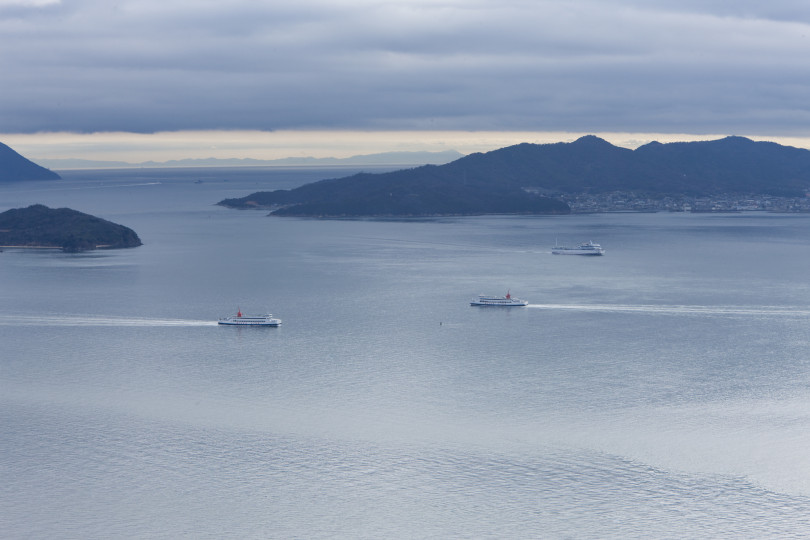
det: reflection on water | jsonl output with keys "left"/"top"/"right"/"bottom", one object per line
{"left": 527, "top": 303, "right": 810, "bottom": 317}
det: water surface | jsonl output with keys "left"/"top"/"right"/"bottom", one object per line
{"left": 2, "top": 169, "right": 810, "bottom": 538}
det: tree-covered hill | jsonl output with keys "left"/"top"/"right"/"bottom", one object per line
{"left": 0, "top": 204, "right": 142, "bottom": 252}
{"left": 439, "top": 135, "right": 810, "bottom": 196}
{"left": 232, "top": 165, "right": 571, "bottom": 217}
{"left": 218, "top": 135, "right": 810, "bottom": 217}
{"left": 218, "top": 160, "right": 572, "bottom": 217}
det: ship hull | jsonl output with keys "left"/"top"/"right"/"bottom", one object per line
{"left": 551, "top": 241, "right": 605, "bottom": 255}
{"left": 551, "top": 249, "right": 604, "bottom": 255}
{"left": 470, "top": 295, "right": 528, "bottom": 306}
{"left": 470, "top": 301, "right": 528, "bottom": 306}
{"left": 218, "top": 315, "right": 281, "bottom": 326}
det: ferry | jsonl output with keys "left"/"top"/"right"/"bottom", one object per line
{"left": 470, "top": 291, "right": 528, "bottom": 307}
{"left": 551, "top": 240, "right": 605, "bottom": 256}
{"left": 218, "top": 309, "right": 281, "bottom": 326}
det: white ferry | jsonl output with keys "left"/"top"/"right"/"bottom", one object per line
{"left": 551, "top": 240, "right": 605, "bottom": 256}
{"left": 470, "top": 291, "right": 528, "bottom": 307}
{"left": 218, "top": 309, "right": 281, "bottom": 326}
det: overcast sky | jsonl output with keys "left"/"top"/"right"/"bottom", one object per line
{"left": 2, "top": 0, "right": 810, "bottom": 160}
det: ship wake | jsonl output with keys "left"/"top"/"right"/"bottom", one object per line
{"left": 0, "top": 314, "right": 218, "bottom": 327}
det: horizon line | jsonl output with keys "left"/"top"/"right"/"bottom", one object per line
{"left": 4, "top": 129, "right": 810, "bottom": 165}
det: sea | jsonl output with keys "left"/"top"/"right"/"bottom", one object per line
{"left": 2, "top": 167, "right": 810, "bottom": 539}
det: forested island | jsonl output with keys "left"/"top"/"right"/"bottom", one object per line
{"left": 218, "top": 136, "right": 810, "bottom": 217}
{"left": 0, "top": 205, "right": 142, "bottom": 252}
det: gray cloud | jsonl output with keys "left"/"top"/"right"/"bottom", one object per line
{"left": 2, "top": 0, "right": 810, "bottom": 136}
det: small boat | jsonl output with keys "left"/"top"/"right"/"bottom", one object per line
{"left": 218, "top": 308, "right": 281, "bottom": 326}
{"left": 551, "top": 240, "right": 605, "bottom": 255}
{"left": 470, "top": 291, "right": 528, "bottom": 307}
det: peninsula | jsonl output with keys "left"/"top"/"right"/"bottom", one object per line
{"left": 218, "top": 136, "right": 810, "bottom": 217}
{"left": 0, "top": 142, "right": 60, "bottom": 182}
{"left": 217, "top": 163, "right": 572, "bottom": 217}
{"left": 0, "top": 204, "right": 142, "bottom": 252}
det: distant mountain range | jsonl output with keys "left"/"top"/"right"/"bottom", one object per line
{"left": 218, "top": 135, "right": 810, "bottom": 217}
{"left": 36, "top": 150, "right": 465, "bottom": 170}
{"left": 0, "top": 142, "right": 60, "bottom": 182}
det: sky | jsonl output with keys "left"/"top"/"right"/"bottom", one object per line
{"left": 2, "top": 0, "right": 810, "bottom": 162}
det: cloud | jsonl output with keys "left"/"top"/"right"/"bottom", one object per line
{"left": 0, "top": 0, "right": 59, "bottom": 6}
{"left": 2, "top": 0, "right": 810, "bottom": 136}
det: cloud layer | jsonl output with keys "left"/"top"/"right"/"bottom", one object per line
{"left": 3, "top": 0, "right": 810, "bottom": 136}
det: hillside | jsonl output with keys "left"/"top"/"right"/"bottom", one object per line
{"left": 0, "top": 142, "right": 61, "bottom": 182}
{"left": 436, "top": 135, "right": 810, "bottom": 196}
{"left": 218, "top": 162, "right": 572, "bottom": 217}
{"left": 218, "top": 136, "right": 810, "bottom": 217}
{"left": 0, "top": 204, "right": 142, "bottom": 252}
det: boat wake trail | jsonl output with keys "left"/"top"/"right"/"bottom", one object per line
{"left": 0, "top": 314, "right": 218, "bottom": 327}
{"left": 526, "top": 304, "right": 810, "bottom": 318}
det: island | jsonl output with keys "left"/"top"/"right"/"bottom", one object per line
{"left": 0, "top": 142, "right": 60, "bottom": 182}
{"left": 0, "top": 204, "right": 142, "bottom": 252}
{"left": 218, "top": 136, "right": 810, "bottom": 217}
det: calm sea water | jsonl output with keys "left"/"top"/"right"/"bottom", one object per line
{"left": 3, "top": 168, "right": 810, "bottom": 538}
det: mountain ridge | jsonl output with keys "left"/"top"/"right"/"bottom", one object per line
{"left": 218, "top": 135, "right": 810, "bottom": 217}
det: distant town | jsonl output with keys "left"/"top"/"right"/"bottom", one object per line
{"left": 559, "top": 191, "right": 810, "bottom": 213}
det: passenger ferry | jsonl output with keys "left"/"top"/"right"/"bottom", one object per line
{"left": 218, "top": 309, "right": 281, "bottom": 326}
{"left": 551, "top": 240, "right": 605, "bottom": 255}
{"left": 470, "top": 291, "right": 529, "bottom": 307}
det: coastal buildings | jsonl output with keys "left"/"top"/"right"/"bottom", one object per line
{"left": 560, "top": 191, "right": 810, "bottom": 213}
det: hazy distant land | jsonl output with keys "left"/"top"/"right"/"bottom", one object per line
{"left": 218, "top": 136, "right": 810, "bottom": 217}
{"left": 35, "top": 150, "right": 465, "bottom": 170}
